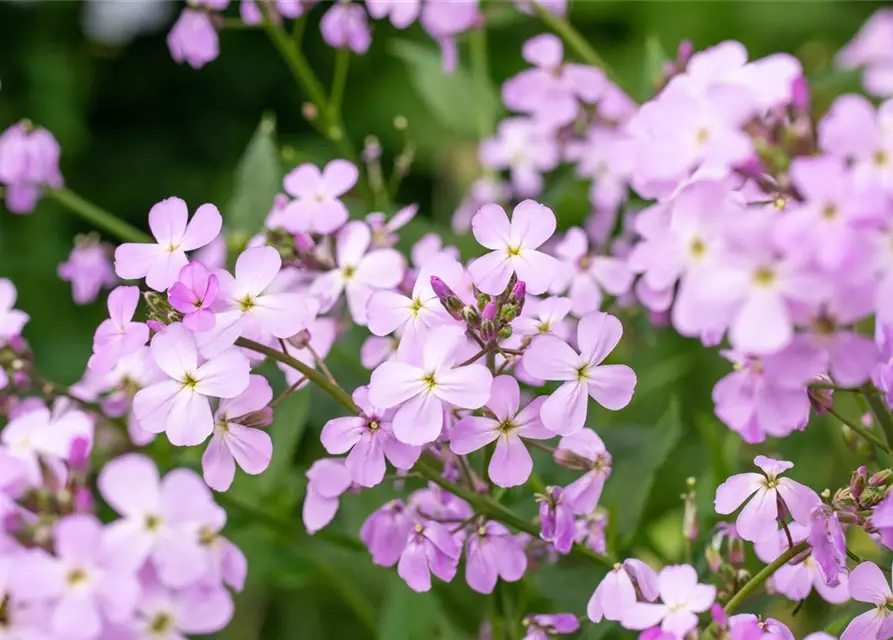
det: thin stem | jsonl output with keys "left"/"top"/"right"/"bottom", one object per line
{"left": 723, "top": 541, "right": 808, "bottom": 615}
{"left": 329, "top": 47, "right": 350, "bottom": 123}
{"left": 864, "top": 387, "right": 893, "bottom": 449}
{"left": 459, "top": 349, "right": 487, "bottom": 367}
{"left": 827, "top": 405, "right": 890, "bottom": 452}
{"left": 414, "top": 460, "right": 615, "bottom": 567}
{"left": 486, "top": 348, "right": 497, "bottom": 374}
{"left": 468, "top": 26, "right": 491, "bottom": 138}
{"left": 235, "top": 337, "right": 358, "bottom": 413}
{"left": 531, "top": 3, "right": 624, "bottom": 91}
{"left": 220, "top": 17, "right": 264, "bottom": 30}
{"left": 270, "top": 376, "right": 305, "bottom": 409}
{"left": 46, "top": 188, "right": 151, "bottom": 244}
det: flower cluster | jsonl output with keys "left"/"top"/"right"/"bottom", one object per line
{"left": 5, "top": 3, "right": 893, "bottom": 639}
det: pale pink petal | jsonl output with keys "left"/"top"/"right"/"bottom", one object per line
{"left": 393, "top": 392, "right": 443, "bottom": 445}
{"left": 179, "top": 203, "right": 222, "bottom": 251}
{"left": 320, "top": 416, "right": 366, "bottom": 454}
{"left": 225, "top": 423, "right": 273, "bottom": 474}
{"left": 848, "top": 561, "right": 893, "bottom": 605}
{"left": 398, "top": 541, "right": 431, "bottom": 592}
{"left": 194, "top": 350, "right": 251, "bottom": 398}
{"left": 202, "top": 435, "right": 236, "bottom": 492}
{"left": 434, "top": 364, "right": 492, "bottom": 409}
{"left": 510, "top": 199, "right": 556, "bottom": 249}
{"left": 662, "top": 610, "right": 698, "bottom": 637}
{"left": 469, "top": 250, "right": 514, "bottom": 295}
{"left": 841, "top": 609, "right": 889, "bottom": 640}
{"left": 714, "top": 472, "right": 764, "bottom": 514}
{"left": 489, "top": 436, "right": 532, "bottom": 487}
{"left": 621, "top": 602, "right": 668, "bottom": 630}
{"left": 355, "top": 249, "right": 405, "bottom": 289}
{"left": 52, "top": 594, "right": 101, "bottom": 640}
{"left": 148, "top": 197, "right": 188, "bottom": 245}
{"left": 540, "top": 381, "right": 589, "bottom": 435}
{"left": 254, "top": 292, "right": 316, "bottom": 338}
{"left": 346, "top": 436, "right": 386, "bottom": 487}
{"left": 283, "top": 164, "right": 321, "bottom": 197}
{"left": 337, "top": 221, "right": 372, "bottom": 267}
{"left": 177, "top": 587, "right": 234, "bottom": 634}
{"left": 730, "top": 291, "right": 792, "bottom": 355}
{"left": 585, "top": 364, "right": 636, "bottom": 410}
{"left": 381, "top": 434, "right": 422, "bottom": 470}
{"left": 523, "top": 335, "right": 582, "bottom": 381}
{"left": 235, "top": 246, "right": 281, "bottom": 295}
{"left": 322, "top": 159, "right": 359, "bottom": 196}
{"left": 107, "top": 286, "right": 140, "bottom": 326}
{"left": 449, "top": 416, "right": 500, "bottom": 455}
{"left": 132, "top": 380, "right": 183, "bottom": 433}
{"left": 486, "top": 375, "right": 521, "bottom": 421}
{"left": 219, "top": 375, "right": 273, "bottom": 418}
{"left": 166, "top": 391, "right": 214, "bottom": 446}
{"left": 471, "top": 203, "right": 512, "bottom": 251}
{"left": 735, "top": 487, "right": 778, "bottom": 542}
{"left": 422, "top": 324, "right": 467, "bottom": 371}
{"left": 369, "top": 361, "right": 425, "bottom": 408}
{"left": 367, "top": 290, "right": 412, "bottom": 336}
{"left": 512, "top": 249, "right": 559, "bottom": 295}
{"left": 53, "top": 514, "right": 101, "bottom": 563}
{"left": 303, "top": 490, "right": 339, "bottom": 534}
{"left": 577, "top": 311, "right": 624, "bottom": 365}
{"left": 114, "top": 243, "right": 165, "bottom": 281}
{"left": 753, "top": 455, "right": 794, "bottom": 477}
{"left": 145, "top": 250, "right": 189, "bottom": 292}
{"left": 150, "top": 324, "right": 198, "bottom": 380}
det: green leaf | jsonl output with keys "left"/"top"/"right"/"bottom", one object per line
{"left": 225, "top": 113, "right": 282, "bottom": 248}
{"left": 600, "top": 400, "right": 684, "bottom": 544}
{"left": 390, "top": 39, "right": 501, "bottom": 139}
{"left": 259, "top": 388, "right": 311, "bottom": 494}
{"left": 379, "top": 577, "right": 467, "bottom": 640}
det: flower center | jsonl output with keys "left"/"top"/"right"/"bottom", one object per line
{"left": 576, "top": 364, "right": 590, "bottom": 382}
{"left": 182, "top": 372, "right": 199, "bottom": 391}
{"left": 507, "top": 246, "right": 522, "bottom": 257}
{"left": 144, "top": 513, "right": 163, "bottom": 532}
{"left": 367, "top": 419, "right": 380, "bottom": 432}
{"left": 409, "top": 297, "right": 424, "bottom": 316}
{"left": 773, "top": 196, "right": 788, "bottom": 211}
{"left": 537, "top": 320, "right": 552, "bottom": 334}
{"left": 342, "top": 265, "right": 356, "bottom": 280}
{"left": 497, "top": 420, "right": 518, "bottom": 435}
{"left": 149, "top": 613, "right": 174, "bottom": 635}
{"left": 238, "top": 294, "right": 256, "bottom": 312}
{"left": 65, "top": 567, "right": 89, "bottom": 587}
{"left": 875, "top": 149, "right": 888, "bottom": 167}
{"left": 695, "top": 127, "right": 710, "bottom": 146}
{"left": 821, "top": 203, "right": 838, "bottom": 220}
{"left": 422, "top": 373, "right": 437, "bottom": 392}
{"left": 199, "top": 525, "right": 217, "bottom": 546}
{"left": 688, "top": 237, "right": 707, "bottom": 259}
{"left": 752, "top": 266, "right": 776, "bottom": 288}
{"left": 814, "top": 314, "right": 836, "bottom": 336}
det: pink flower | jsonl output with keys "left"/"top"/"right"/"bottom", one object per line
{"left": 134, "top": 324, "right": 251, "bottom": 446}
{"left": 367, "top": 256, "right": 464, "bottom": 356}
{"left": 361, "top": 335, "right": 397, "bottom": 369}
{"left": 98, "top": 454, "right": 227, "bottom": 587}
{"left": 621, "top": 564, "right": 716, "bottom": 636}
{"left": 587, "top": 558, "right": 659, "bottom": 623}
{"left": 398, "top": 521, "right": 461, "bottom": 592}
{"left": 557, "top": 429, "right": 611, "bottom": 514}
{"left": 522, "top": 613, "right": 579, "bottom": 640}
{"left": 565, "top": 126, "right": 633, "bottom": 214}
{"left": 841, "top": 562, "right": 893, "bottom": 640}
{"left": 20, "top": 515, "right": 140, "bottom": 639}
{"left": 419, "top": 0, "right": 480, "bottom": 72}
{"left": 468, "top": 200, "right": 559, "bottom": 295}
{"left": 538, "top": 485, "right": 575, "bottom": 554}
{"left": 0, "top": 278, "right": 29, "bottom": 342}
{"left": 360, "top": 500, "right": 414, "bottom": 567}
{"left": 302, "top": 458, "right": 352, "bottom": 534}
{"left": 115, "top": 197, "right": 222, "bottom": 291}
{"left": 0, "top": 122, "right": 63, "bottom": 214}
{"left": 480, "top": 118, "right": 559, "bottom": 197}
{"left": 167, "top": 8, "right": 219, "bottom": 69}
{"left": 369, "top": 324, "right": 492, "bottom": 445}
{"left": 320, "top": 2, "right": 371, "bottom": 53}
{"left": 202, "top": 375, "right": 274, "bottom": 492}
{"left": 464, "top": 521, "right": 527, "bottom": 594}
{"left": 321, "top": 386, "right": 421, "bottom": 487}
{"left": 549, "top": 227, "right": 633, "bottom": 315}
{"left": 524, "top": 311, "right": 636, "bottom": 435}
{"left": 58, "top": 239, "right": 116, "bottom": 305}
{"left": 125, "top": 576, "right": 234, "bottom": 638}
{"left": 311, "top": 221, "right": 405, "bottom": 325}
{"left": 837, "top": 8, "right": 893, "bottom": 97}
{"left": 714, "top": 455, "right": 821, "bottom": 543}
{"left": 368, "top": 203, "right": 418, "bottom": 248}
{"left": 88, "top": 286, "right": 149, "bottom": 372}
{"left": 168, "top": 261, "right": 219, "bottom": 332}
{"left": 450, "top": 375, "right": 552, "bottom": 488}
{"left": 1, "top": 404, "right": 93, "bottom": 486}
{"left": 278, "top": 159, "right": 358, "bottom": 234}
{"left": 366, "top": 0, "right": 419, "bottom": 28}
{"left": 198, "top": 246, "right": 317, "bottom": 356}
{"left": 512, "top": 296, "right": 573, "bottom": 341}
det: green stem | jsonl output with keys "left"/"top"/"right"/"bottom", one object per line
{"left": 725, "top": 541, "right": 807, "bottom": 614}
{"left": 329, "top": 47, "right": 350, "bottom": 123}
{"left": 235, "top": 337, "right": 358, "bottom": 413}
{"left": 469, "top": 26, "right": 492, "bottom": 138}
{"left": 531, "top": 4, "right": 624, "bottom": 91}
{"left": 46, "top": 188, "right": 150, "bottom": 243}
{"left": 864, "top": 387, "right": 893, "bottom": 449}
{"left": 828, "top": 405, "right": 890, "bottom": 452}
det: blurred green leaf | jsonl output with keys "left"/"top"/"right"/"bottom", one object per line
{"left": 640, "top": 35, "right": 668, "bottom": 101}
{"left": 259, "top": 388, "right": 311, "bottom": 494}
{"left": 380, "top": 578, "right": 468, "bottom": 640}
{"left": 600, "top": 400, "right": 684, "bottom": 544}
{"left": 390, "top": 39, "right": 501, "bottom": 139}
{"left": 225, "top": 113, "right": 282, "bottom": 245}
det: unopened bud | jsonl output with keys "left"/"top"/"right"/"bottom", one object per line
{"left": 73, "top": 486, "right": 94, "bottom": 513}
{"left": 553, "top": 448, "right": 592, "bottom": 471}
{"left": 67, "top": 437, "right": 90, "bottom": 472}
{"left": 851, "top": 465, "right": 869, "bottom": 499}
{"left": 710, "top": 603, "right": 727, "bottom": 628}
{"left": 289, "top": 329, "right": 312, "bottom": 349}
{"left": 677, "top": 40, "right": 693, "bottom": 65}
{"left": 430, "top": 276, "right": 464, "bottom": 320}
{"left": 870, "top": 469, "right": 893, "bottom": 487}
{"left": 241, "top": 407, "right": 274, "bottom": 429}
{"left": 481, "top": 302, "right": 496, "bottom": 342}
{"left": 461, "top": 305, "right": 480, "bottom": 325}
{"left": 294, "top": 232, "right": 315, "bottom": 253}
{"left": 808, "top": 378, "right": 834, "bottom": 414}
{"left": 497, "top": 326, "right": 513, "bottom": 340}
{"left": 791, "top": 75, "right": 810, "bottom": 113}
{"left": 508, "top": 281, "right": 527, "bottom": 314}
{"left": 705, "top": 543, "right": 722, "bottom": 573}
{"left": 477, "top": 293, "right": 490, "bottom": 311}
{"left": 500, "top": 304, "right": 517, "bottom": 323}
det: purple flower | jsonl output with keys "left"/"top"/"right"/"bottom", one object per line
{"left": 0, "top": 278, "right": 29, "bottom": 343}
{"left": 450, "top": 375, "right": 553, "bottom": 488}
{"left": 302, "top": 458, "right": 352, "bottom": 534}
{"left": 366, "top": 0, "right": 419, "bottom": 28}
{"left": 168, "top": 261, "right": 219, "bottom": 332}
{"left": 360, "top": 500, "right": 414, "bottom": 567}
{"left": 621, "top": 564, "right": 716, "bottom": 636}
{"left": 714, "top": 455, "right": 821, "bottom": 543}
{"left": 464, "top": 521, "right": 527, "bottom": 594}
{"left": 397, "top": 521, "right": 461, "bottom": 592}
{"left": 587, "top": 558, "right": 660, "bottom": 623}
{"left": 321, "top": 386, "right": 421, "bottom": 487}
{"left": 522, "top": 613, "right": 579, "bottom": 640}
{"left": 556, "top": 429, "right": 611, "bottom": 515}
{"left": 841, "top": 561, "right": 893, "bottom": 640}
{"left": 537, "top": 486, "right": 575, "bottom": 554}
{"left": 808, "top": 505, "right": 848, "bottom": 588}
{"left": 0, "top": 122, "right": 63, "bottom": 214}
{"left": 276, "top": 159, "right": 358, "bottom": 234}
{"left": 320, "top": 2, "right": 371, "bottom": 54}
{"left": 480, "top": 118, "right": 559, "bottom": 197}
{"left": 57, "top": 238, "right": 116, "bottom": 305}
{"left": 167, "top": 9, "right": 219, "bottom": 69}
{"left": 87, "top": 285, "right": 149, "bottom": 373}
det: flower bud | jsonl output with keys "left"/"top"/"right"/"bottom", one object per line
{"left": 480, "top": 302, "right": 496, "bottom": 342}
{"left": 477, "top": 293, "right": 490, "bottom": 311}
{"left": 461, "top": 305, "right": 480, "bottom": 326}
{"left": 497, "top": 326, "right": 513, "bottom": 340}
{"left": 710, "top": 603, "right": 727, "bottom": 628}
{"left": 508, "top": 281, "right": 527, "bottom": 315}
{"left": 682, "top": 477, "right": 697, "bottom": 542}
{"left": 294, "top": 232, "right": 315, "bottom": 253}
{"left": 851, "top": 465, "right": 869, "bottom": 499}
{"left": 430, "top": 276, "right": 464, "bottom": 320}
{"left": 808, "top": 377, "right": 834, "bottom": 414}
{"left": 870, "top": 469, "right": 893, "bottom": 487}
{"left": 791, "top": 75, "right": 810, "bottom": 113}
{"left": 241, "top": 407, "right": 274, "bottom": 429}
{"left": 289, "top": 329, "right": 312, "bottom": 349}
{"left": 73, "top": 486, "right": 94, "bottom": 513}
{"left": 67, "top": 436, "right": 90, "bottom": 472}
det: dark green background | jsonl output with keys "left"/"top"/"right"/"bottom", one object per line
{"left": 0, "top": 1, "right": 885, "bottom": 637}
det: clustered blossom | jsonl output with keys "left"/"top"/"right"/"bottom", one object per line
{"left": 6, "top": 3, "right": 893, "bottom": 638}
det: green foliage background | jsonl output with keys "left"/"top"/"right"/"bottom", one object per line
{"left": 0, "top": 1, "right": 886, "bottom": 638}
